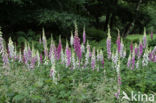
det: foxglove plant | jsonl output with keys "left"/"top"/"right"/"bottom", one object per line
{"left": 61, "top": 49, "right": 65, "bottom": 64}
{"left": 0, "top": 31, "right": 4, "bottom": 54}
{"left": 40, "top": 53, "right": 43, "bottom": 64}
{"left": 74, "top": 22, "right": 82, "bottom": 61}
{"left": 127, "top": 53, "right": 131, "bottom": 68}
{"left": 42, "top": 28, "right": 48, "bottom": 59}
{"left": 70, "top": 31, "right": 74, "bottom": 46}
{"left": 115, "top": 60, "right": 121, "bottom": 99}
{"left": 30, "top": 45, "right": 37, "bottom": 69}
{"left": 36, "top": 51, "right": 40, "bottom": 67}
{"left": 8, "top": 37, "right": 15, "bottom": 59}
{"left": 18, "top": 50, "right": 22, "bottom": 63}
{"left": 65, "top": 42, "right": 71, "bottom": 68}
{"left": 57, "top": 36, "right": 62, "bottom": 60}
{"left": 83, "top": 26, "right": 86, "bottom": 45}
{"left": 131, "top": 51, "right": 135, "bottom": 70}
{"left": 23, "top": 42, "right": 28, "bottom": 65}
{"left": 130, "top": 42, "right": 133, "bottom": 54}
{"left": 120, "top": 39, "right": 125, "bottom": 58}
{"left": 50, "top": 64, "right": 57, "bottom": 84}
{"left": 72, "top": 51, "right": 76, "bottom": 69}
{"left": 116, "top": 32, "right": 121, "bottom": 53}
{"left": 134, "top": 43, "right": 138, "bottom": 56}
{"left": 136, "top": 60, "right": 139, "bottom": 69}
{"left": 106, "top": 26, "right": 111, "bottom": 59}
{"left": 112, "top": 50, "right": 118, "bottom": 69}
{"left": 143, "top": 28, "right": 147, "bottom": 49}
{"left": 142, "top": 48, "right": 149, "bottom": 67}
{"left": 139, "top": 41, "right": 143, "bottom": 58}
{"left": 85, "top": 42, "right": 90, "bottom": 67}
{"left": 2, "top": 50, "right": 10, "bottom": 69}
{"left": 81, "top": 43, "right": 85, "bottom": 53}
{"left": 91, "top": 47, "right": 96, "bottom": 70}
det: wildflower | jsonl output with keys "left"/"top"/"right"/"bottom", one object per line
{"left": 70, "top": 31, "right": 74, "bottom": 46}
{"left": 30, "top": 45, "right": 37, "bottom": 69}
{"left": 106, "top": 26, "right": 111, "bottom": 59}
{"left": 136, "top": 60, "right": 139, "bottom": 69}
{"left": 127, "top": 53, "right": 131, "bottom": 68}
{"left": 2, "top": 50, "right": 10, "bottom": 69}
{"left": 8, "top": 37, "right": 15, "bottom": 59}
{"left": 36, "top": 50, "right": 40, "bottom": 66}
{"left": 81, "top": 43, "right": 85, "bottom": 53}
{"left": 42, "top": 28, "right": 48, "bottom": 58}
{"left": 120, "top": 39, "right": 124, "bottom": 57}
{"left": 116, "top": 30, "right": 121, "bottom": 53}
{"left": 57, "top": 36, "right": 62, "bottom": 60}
{"left": 115, "top": 89, "right": 120, "bottom": 99}
{"left": 65, "top": 42, "right": 71, "bottom": 67}
{"left": 0, "top": 30, "right": 4, "bottom": 54}
{"left": 72, "top": 51, "right": 76, "bottom": 69}
{"left": 131, "top": 51, "right": 135, "bottom": 70}
{"left": 85, "top": 42, "right": 90, "bottom": 66}
{"left": 130, "top": 41, "right": 133, "bottom": 54}
{"left": 74, "top": 22, "right": 82, "bottom": 60}
{"left": 50, "top": 64, "right": 57, "bottom": 84}
{"left": 139, "top": 41, "right": 143, "bottom": 58}
{"left": 143, "top": 28, "right": 147, "bottom": 48}
{"left": 134, "top": 43, "right": 138, "bottom": 56}
{"left": 142, "top": 48, "right": 149, "bottom": 66}
{"left": 18, "top": 50, "right": 22, "bottom": 62}
{"left": 61, "top": 49, "right": 65, "bottom": 64}
{"left": 40, "top": 53, "right": 43, "bottom": 64}
{"left": 91, "top": 47, "right": 96, "bottom": 70}
{"left": 83, "top": 26, "right": 86, "bottom": 45}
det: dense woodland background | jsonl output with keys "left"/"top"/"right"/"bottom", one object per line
{"left": 0, "top": 0, "right": 156, "bottom": 40}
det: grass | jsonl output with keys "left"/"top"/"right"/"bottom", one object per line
{"left": 126, "top": 33, "right": 156, "bottom": 41}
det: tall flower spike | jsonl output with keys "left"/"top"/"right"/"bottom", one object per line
{"left": 127, "top": 53, "right": 131, "bottom": 68}
{"left": 8, "top": 37, "right": 15, "bottom": 59}
{"left": 30, "top": 43, "right": 37, "bottom": 69}
{"left": 65, "top": 41, "right": 71, "bottom": 68}
{"left": 72, "top": 51, "right": 76, "bottom": 69}
{"left": 36, "top": 50, "right": 40, "bottom": 67}
{"left": 0, "top": 28, "right": 4, "bottom": 54}
{"left": 116, "top": 29, "right": 121, "bottom": 54}
{"left": 134, "top": 43, "right": 138, "bottom": 56}
{"left": 106, "top": 25, "right": 111, "bottom": 59}
{"left": 120, "top": 38, "right": 124, "bottom": 57}
{"left": 74, "top": 22, "right": 82, "bottom": 61}
{"left": 42, "top": 28, "right": 48, "bottom": 59}
{"left": 143, "top": 27, "right": 147, "bottom": 49}
{"left": 50, "top": 64, "right": 57, "bottom": 84}
{"left": 61, "top": 49, "right": 65, "bottom": 64}
{"left": 18, "top": 49, "right": 22, "bottom": 62}
{"left": 142, "top": 48, "right": 149, "bottom": 66}
{"left": 57, "top": 36, "right": 62, "bottom": 60}
{"left": 85, "top": 41, "right": 90, "bottom": 67}
{"left": 83, "top": 26, "right": 86, "bottom": 45}
{"left": 139, "top": 40, "right": 143, "bottom": 58}
{"left": 2, "top": 49, "right": 10, "bottom": 69}
{"left": 131, "top": 50, "right": 135, "bottom": 70}
{"left": 70, "top": 31, "right": 74, "bottom": 46}
{"left": 91, "top": 47, "right": 96, "bottom": 70}
{"left": 130, "top": 41, "right": 133, "bottom": 54}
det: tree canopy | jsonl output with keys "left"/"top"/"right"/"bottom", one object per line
{"left": 0, "top": 0, "right": 156, "bottom": 39}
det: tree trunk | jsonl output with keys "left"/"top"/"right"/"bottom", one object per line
{"left": 110, "top": 0, "right": 118, "bottom": 29}
{"left": 122, "top": 0, "right": 142, "bottom": 37}
{"left": 104, "top": 11, "right": 110, "bottom": 31}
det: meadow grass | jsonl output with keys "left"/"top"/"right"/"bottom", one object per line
{"left": 126, "top": 34, "right": 156, "bottom": 41}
